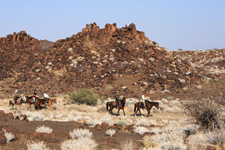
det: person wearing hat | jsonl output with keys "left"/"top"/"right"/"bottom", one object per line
{"left": 13, "top": 89, "right": 19, "bottom": 104}
{"left": 44, "top": 91, "right": 49, "bottom": 103}
{"left": 32, "top": 90, "right": 37, "bottom": 103}
{"left": 140, "top": 93, "right": 147, "bottom": 108}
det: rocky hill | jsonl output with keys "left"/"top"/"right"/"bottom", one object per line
{"left": 172, "top": 49, "right": 225, "bottom": 77}
{"left": 0, "top": 23, "right": 204, "bottom": 98}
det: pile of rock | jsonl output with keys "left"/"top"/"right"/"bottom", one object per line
{"left": 0, "top": 23, "right": 202, "bottom": 98}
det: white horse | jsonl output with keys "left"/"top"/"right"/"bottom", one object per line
{"left": 9, "top": 94, "right": 26, "bottom": 109}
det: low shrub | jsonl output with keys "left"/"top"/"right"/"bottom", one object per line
{"left": 105, "top": 86, "right": 113, "bottom": 91}
{"left": 68, "top": 89, "right": 99, "bottom": 106}
{"left": 121, "top": 139, "right": 137, "bottom": 150}
{"left": 116, "top": 120, "right": 127, "bottom": 127}
{"left": 133, "top": 126, "right": 149, "bottom": 135}
{"left": 105, "top": 129, "right": 116, "bottom": 137}
{"left": 61, "top": 137, "right": 97, "bottom": 150}
{"left": 184, "top": 98, "right": 221, "bottom": 130}
{"left": 35, "top": 125, "right": 53, "bottom": 134}
{"left": 69, "top": 128, "right": 93, "bottom": 139}
{"left": 4, "top": 132, "right": 14, "bottom": 142}
{"left": 27, "top": 141, "right": 50, "bottom": 150}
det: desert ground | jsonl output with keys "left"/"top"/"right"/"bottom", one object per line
{"left": 1, "top": 94, "right": 224, "bottom": 150}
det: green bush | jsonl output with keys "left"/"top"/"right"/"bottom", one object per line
{"left": 106, "top": 86, "right": 113, "bottom": 91}
{"left": 116, "top": 120, "right": 127, "bottom": 127}
{"left": 68, "top": 89, "right": 99, "bottom": 106}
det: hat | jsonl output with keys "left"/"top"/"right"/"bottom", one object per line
{"left": 15, "top": 90, "right": 18, "bottom": 93}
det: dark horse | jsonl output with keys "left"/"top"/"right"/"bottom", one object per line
{"left": 134, "top": 100, "right": 159, "bottom": 117}
{"left": 35, "top": 98, "right": 46, "bottom": 110}
{"left": 25, "top": 95, "right": 36, "bottom": 110}
{"left": 35, "top": 97, "right": 57, "bottom": 110}
{"left": 106, "top": 97, "right": 126, "bottom": 116}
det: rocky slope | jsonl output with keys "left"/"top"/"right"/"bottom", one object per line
{"left": 0, "top": 23, "right": 203, "bottom": 98}
{"left": 172, "top": 49, "right": 225, "bottom": 77}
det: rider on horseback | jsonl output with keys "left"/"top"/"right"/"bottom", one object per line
{"left": 44, "top": 91, "right": 49, "bottom": 103}
{"left": 141, "top": 93, "right": 147, "bottom": 108}
{"left": 32, "top": 90, "right": 37, "bottom": 103}
{"left": 13, "top": 89, "right": 19, "bottom": 104}
{"left": 115, "top": 92, "right": 120, "bottom": 108}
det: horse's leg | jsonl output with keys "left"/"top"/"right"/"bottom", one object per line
{"left": 147, "top": 106, "right": 152, "bottom": 117}
{"left": 110, "top": 106, "right": 113, "bottom": 114}
{"left": 117, "top": 108, "right": 120, "bottom": 116}
{"left": 134, "top": 108, "right": 138, "bottom": 117}
{"left": 50, "top": 105, "right": 53, "bottom": 111}
{"left": 139, "top": 108, "right": 142, "bottom": 117}
{"left": 134, "top": 109, "right": 137, "bottom": 117}
{"left": 123, "top": 108, "right": 125, "bottom": 116}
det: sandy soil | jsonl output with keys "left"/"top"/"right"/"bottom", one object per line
{"left": 0, "top": 95, "right": 189, "bottom": 150}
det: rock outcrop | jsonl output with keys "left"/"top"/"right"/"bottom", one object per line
{"left": 0, "top": 23, "right": 203, "bottom": 98}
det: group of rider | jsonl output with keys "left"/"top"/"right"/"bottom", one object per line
{"left": 114, "top": 92, "right": 148, "bottom": 108}
{"left": 12, "top": 89, "right": 50, "bottom": 104}
{"left": 14, "top": 89, "right": 148, "bottom": 106}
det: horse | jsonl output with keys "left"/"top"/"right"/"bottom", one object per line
{"left": 35, "top": 98, "right": 46, "bottom": 110}
{"left": 106, "top": 97, "right": 126, "bottom": 116}
{"left": 46, "top": 98, "right": 57, "bottom": 110}
{"left": 134, "top": 100, "right": 159, "bottom": 117}
{"left": 25, "top": 95, "right": 36, "bottom": 110}
{"left": 9, "top": 94, "right": 26, "bottom": 109}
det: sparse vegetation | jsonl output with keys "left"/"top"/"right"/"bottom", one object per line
{"left": 69, "top": 128, "right": 93, "bottom": 139}
{"left": 61, "top": 137, "right": 97, "bottom": 150}
{"left": 4, "top": 132, "right": 15, "bottom": 142}
{"left": 27, "top": 141, "right": 51, "bottom": 150}
{"left": 133, "top": 126, "right": 149, "bottom": 135}
{"left": 35, "top": 125, "right": 53, "bottom": 134}
{"left": 68, "top": 89, "right": 99, "bottom": 106}
{"left": 121, "top": 139, "right": 137, "bottom": 150}
{"left": 185, "top": 77, "right": 225, "bottom": 130}
{"left": 105, "top": 86, "right": 113, "bottom": 91}
{"left": 105, "top": 129, "right": 116, "bottom": 137}
{"left": 116, "top": 120, "right": 127, "bottom": 127}
{"left": 185, "top": 98, "right": 221, "bottom": 130}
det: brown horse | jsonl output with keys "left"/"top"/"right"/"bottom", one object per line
{"left": 134, "top": 100, "right": 159, "bottom": 117}
{"left": 35, "top": 98, "right": 46, "bottom": 110}
{"left": 106, "top": 97, "right": 126, "bottom": 116}
{"left": 46, "top": 98, "right": 57, "bottom": 110}
{"left": 25, "top": 95, "right": 36, "bottom": 110}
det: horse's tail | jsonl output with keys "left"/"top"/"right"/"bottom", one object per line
{"left": 134, "top": 103, "right": 136, "bottom": 112}
{"left": 106, "top": 102, "right": 109, "bottom": 111}
{"left": 9, "top": 100, "right": 11, "bottom": 107}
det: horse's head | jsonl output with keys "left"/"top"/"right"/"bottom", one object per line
{"left": 51, "top": 98, "right": 57, "bottom": 104}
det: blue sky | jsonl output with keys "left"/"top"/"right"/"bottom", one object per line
{"left": 1, "top": 0, "right": 225, "bottom": 51}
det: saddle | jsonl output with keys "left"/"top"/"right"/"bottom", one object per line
{"left": 45, "top": 98, "right": 49, "bottom": 103}
{"left": 140, "top": 102, "right": 145, "bottom": 108}
{"left": 113, "top": 99, "right": 121, "bottom": 108}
